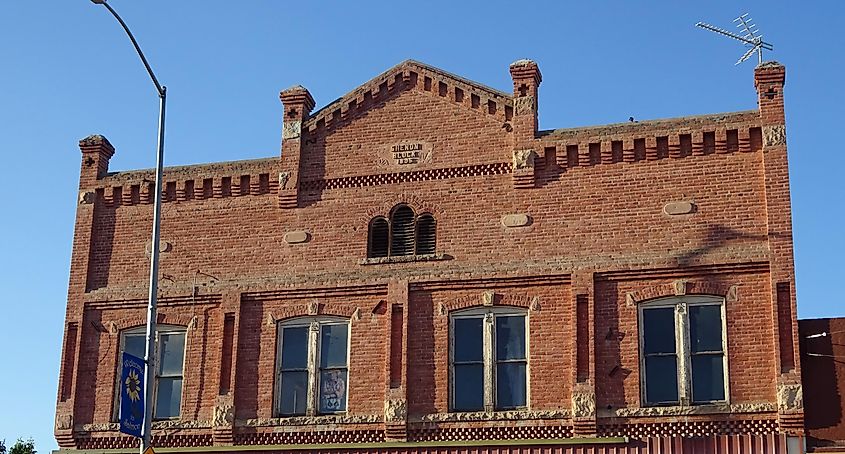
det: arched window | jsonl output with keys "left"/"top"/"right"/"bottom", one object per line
{"left": 366, "top": 205, "right": 437, "bottom": 259}
{"left": 389, "top": 205, "right": 416, "bottom": 256}
{"left": 367, "top": 217, "right": 389, "bottom": 258}
{"left": 415, "top": 213, "right": 436, "bottom": 255}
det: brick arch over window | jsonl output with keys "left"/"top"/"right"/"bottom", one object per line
{"left": 268, "top": 303, "right": 361, "bottom": 325}
{"left": 108, "top": 312, "right": 197, "bottom": 334}
{"left": 366, "top": 204, "right": 437, "bottom": 258}
{"left": 626, "top": 281, "right": 739, "bottom": 305}
{"left": 440, "top": 291, "right": 539, "bottom": 315}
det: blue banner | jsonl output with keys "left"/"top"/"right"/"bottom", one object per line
{"left": 119, "top": 352, "right": 145, "bottom": 438}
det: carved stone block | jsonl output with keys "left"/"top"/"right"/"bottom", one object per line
{"left": 55, "top": 413, "right": 72, "bottom": 431}
{"left": 529, "top": 296, "right": 541, "bottom": 312}
{"left": 501, "top": 213, "right": 530, "bottom": 228}
{"left": 278, "top": 172, "right": 290, "bottom": 190}
{"left": 727, "top": 285, "right": 739, "bottom": 303}
{"left": 764, "top": 125, "right": 786, "bottom": 147}
{"left": 673, "top": 279, "right": 688, "bottom": 296}
{"left": 481, "top": 290, "right": 495, "bottom": 306}
{"left": 572, "top": 390, "right": 596, "bottom": 418}
{"left": 777, "top": 382, "right": 803, "bottom": 413}
{"left": 513, "top": 96, "right": 535, "bottom": 115}
{"left": 284, "top": 231, "right": 309, "bottom": 244}
{"left": 512, "top": 149, "right": 536, "bottom": 170}
{"left": 213, "top": 401, "right": 235, "bottom": 427}
{"left": 663, "top": 201, "right": 695, "bottom": 216}
{"left": 282, "top": 121, "right": 302, "bottom": 140}
{"left": 384, "top": 398, "right": 407, "bottom": 423}
{"left": 308, "top": 300, "right": 320, "bottom": 315}
{"left": 78, "top": 191, "right": 95, "bottom": 205}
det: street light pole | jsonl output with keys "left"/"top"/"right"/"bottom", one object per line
{"left": 90, "top": 1, "right": 166, "bottom": 452}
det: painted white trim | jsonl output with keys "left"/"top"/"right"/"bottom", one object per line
{"left": 638, "top": 295, "right": 729, "bottom": 407}
{"left": 113, "top": 324, "right": 187, "bottom": 421}
{"left": 449, "top": 306, "right": 529, "bottom": 412}
{"left": 275, "top": 316, "right": 350, "bottom": 417}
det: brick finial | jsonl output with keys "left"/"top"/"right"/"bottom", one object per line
{"left": 280, "top": 85, "right": 316, "bottom": 121}
{"left": 278, "top": 85, "right": 315, "bottom": 208}
{"left": 754, "top": 61, "right": 786, "bottom": 125}
{"left": 509, "top": 59, "right": 542, "bottom": 95}
{"left": 509, "top": 59, "right": 542, "bottom": 148}
{"left": 78, "top": 134, "right": 115, "bottom": 188}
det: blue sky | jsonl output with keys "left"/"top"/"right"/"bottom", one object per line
{"left": 1, "top": 0, "right": 843, "bottom": 451}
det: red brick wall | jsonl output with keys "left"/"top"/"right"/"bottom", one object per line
{"left": 56, "top": 60, "right": 800, "bottom": 451}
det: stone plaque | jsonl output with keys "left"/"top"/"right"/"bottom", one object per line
{"left": 377, "top": 141, "right": 433, "bottom": 168}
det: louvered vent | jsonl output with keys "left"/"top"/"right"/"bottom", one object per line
{"left": 415, "top": 214, "right": 436, "bottom": 255}
{"left": 368, "top": 217, "right": 389, "bottom": 258}
{"left": 390, "top": 206, "right": 416, "bottom": 256}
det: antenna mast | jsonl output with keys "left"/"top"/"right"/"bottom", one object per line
{"left": 696, "top": 13, "right": 774, "bottom": 65}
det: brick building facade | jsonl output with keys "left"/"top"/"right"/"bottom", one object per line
{"left": 56, "top": 59, "right": 804, "bottom": 453}
{"left": 801, "top": 317, "right": 845, "bottom": 452}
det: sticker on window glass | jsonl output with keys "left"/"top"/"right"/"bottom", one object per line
{"left": 319, "top": 369, "right": 347, "bottom": 413}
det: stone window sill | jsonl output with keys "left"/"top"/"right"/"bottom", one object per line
{"left": 359, "top": 253, "right": 450, "bottom": 265}
{"left": 242, "top": 414, "right": 382, "bottom": 427}
{"left": 598, "top": 402, "right": 774, "bottom": 418}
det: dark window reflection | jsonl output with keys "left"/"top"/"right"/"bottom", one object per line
{"left": 454, "top": 364, "right": 484, "bottom": 411}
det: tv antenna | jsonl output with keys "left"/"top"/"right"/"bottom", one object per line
{"left": 696, "top": 13, "right": 774, "bottom": 65}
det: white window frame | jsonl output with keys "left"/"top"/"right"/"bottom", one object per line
{"left": 638, "top": 295, "right": 729, "bottom": 407}
{"left": 275, "top": 316, "right": 351, "bottom": 417}
{"left": 113, "top": 324, "right": 188, "bottom": 421}
{"left": 449, "top": 306, "right": 530, "bottom": 412}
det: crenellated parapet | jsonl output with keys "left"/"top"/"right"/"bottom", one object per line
{"left": 302, "top": 60, "right": 513, "bottom": 136}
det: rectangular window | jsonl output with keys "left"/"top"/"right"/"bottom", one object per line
{"left": 318, "top": 324, "right": 348, "bottom": 413}
{"left": 495, "top": 315, "right": 527, "bottom": 409}
{"left": 451, "top": 308, "right": 528, "bottom": 412}
{"left": 639, "top": 297, "right": 727, "bottom": 406}
{"left": 689, "top": 304, "right": 725, "bottom": 403}
{"left": 279, "top": 326, "right": 308, "bottom": 416}
{"left": 642, "top": 307, "right": 679, "bottom": 404}
{"left": 453, "top": 317, "right": 484, "bottom": 411}
{"left": 116, "top": 327, "right": 186, "bottom": 420}
{"left": 276, "top": 317, "right": 350, "bottom": 417}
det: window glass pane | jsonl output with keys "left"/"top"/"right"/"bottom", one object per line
{"left": 281, "top": 326, "right": 308, "bottom": 370}
{"left": 692, "top": 354, "right": 726, "bottom": 402}
{"left": 454, "top": 364, "right": 484, "bottom": 411}
{"left": 279, "top": 371, "right": 308, "bottom": 415}
{"left": 154, "top": 377, "right": 182, "bottom": 419}
{"left": 319, "top": 369, "right": 348, "bottom": 413}
{"left": 159, "top": 333, "right": 185, "bottom": 376}
{"left": 645, "top": 355, "right": 679, "bottom": 404}
{"left": 453, "top": 317, "right": 483, "bottom": 362}
{"left": 124, "top": 334, "right": 146, "bottom": 358}
{"left": 642, "top": 307, "right": 676, "bottom": 354}
{"left": 320, "top": 324, "right": 348, "bottom": 368}
{"left": 690, "top": 305, "right": 723, "bottom": 353}
{"left": 496, "top": 315, "right": 526, "bottom": 361}
{"left": 496, "top": 362, "right": 527, "bottom": 409}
